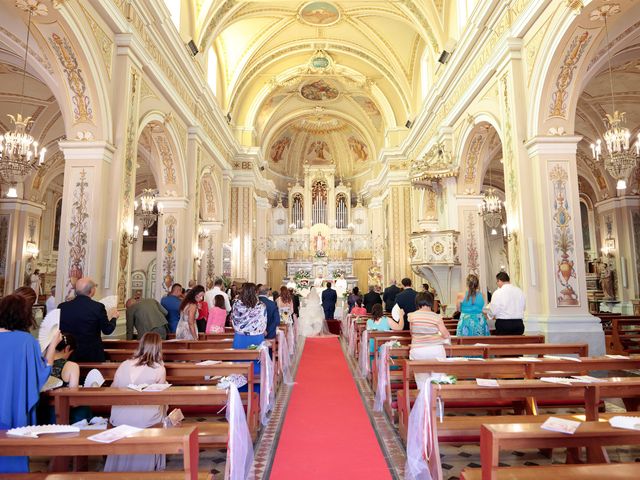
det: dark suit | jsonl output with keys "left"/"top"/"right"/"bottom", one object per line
{"left": 292, "top": 294, "right": 300, "bottom": 317}
{"left": 321, "top": 288, "right": 337, "bottom": 320}
{"left": 126, "top": 299, "right": 168, "bottom": 340}
{"left": 363, "top": 291, "right": 383, "bottom": 313}
{"left": 394, "top": 288, "right": 417, "bottom": 330}
{"left": 383, "top": 284, "right": 401, "bottom": 312}
{"left": 59, "top": 294, "right": 117, "bottom": 362}
{"left": 259, "top": 295, "right": 280, "bottom": 340}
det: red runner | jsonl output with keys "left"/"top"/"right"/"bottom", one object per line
{"left": 269, "top": 337, "right": 391, "bottom": 479}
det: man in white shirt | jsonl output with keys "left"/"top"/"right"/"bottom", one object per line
{"left": 487, "top": 271, "right": 526, "bottom": 335}
{"left": 204, "top": 278, "right": 231, "bottom": 312}
{"left": 45, "top": 286, "right": 56, "bottom": 314}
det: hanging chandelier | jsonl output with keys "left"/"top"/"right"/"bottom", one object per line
{"left": 134, "top": 189, "right": 163, "bottom": 236}
{"left": 0, "top": 1, "right": 49, "bottom": 198}
{"left": 478, "top": 187, "right": 503, "bottom": 235}
{"left": 590, "top": 4, "right": 639, "bottom": 190}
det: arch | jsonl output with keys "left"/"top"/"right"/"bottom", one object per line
{"left": 199, "top": 168, "right": 223, "bottom": 222}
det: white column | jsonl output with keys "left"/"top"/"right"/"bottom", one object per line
{"left": 255, "top": 196, "right": 270, "bottom": 284}
{"left": 457, "top": 194, "right": 487, "bottom": 296}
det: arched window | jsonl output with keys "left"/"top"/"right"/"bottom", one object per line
{"left": 164, "top": 0, "right": 181, "bottom": 30}
{"left": 207, "top": 47, "right": 218, "bottom": 96}
{"left": 336, "top": 193, "right": 348, "bottom": 229}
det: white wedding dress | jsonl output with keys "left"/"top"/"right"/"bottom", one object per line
{"left": 298, "top": 288, "right": 331, "bottom": 337}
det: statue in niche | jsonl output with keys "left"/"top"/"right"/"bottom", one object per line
{"left": 288, "top": 238, "right": 295, "bottom": 259}
{"left": 314, "top": 233, "right": 326, "bottom": 253}
{"left": 347, "top": 237, "right": 354, "bottom": 258}
{"left": 600, "top": 263, "right": 615, "bottom": 299}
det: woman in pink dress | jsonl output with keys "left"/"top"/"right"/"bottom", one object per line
{"left": 206, "top": 295, "right": 227, "bottom": 334}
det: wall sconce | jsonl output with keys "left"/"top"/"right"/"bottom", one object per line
{"left": 26, "top": 241, "right": 39, "bottom": 259}
{"left": 502, "top": 224, "right": 516, "bottom": 242}
{"left": 124, "top": 225, "right": 139, "bottom": 244}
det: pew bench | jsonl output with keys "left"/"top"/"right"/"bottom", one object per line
{"left": 608, "top": 318, "right": 640, "bottom": 355}
{"left": 105, "top": 349, "right": 261, "bottom": 363}
{"left": 459, "top": 463, "right": 640, "bottom": 480}
{"left": 0, "top": 427, "right": 207, "bottom": 480}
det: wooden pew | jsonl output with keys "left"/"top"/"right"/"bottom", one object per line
{"left": 0, "top": 427, "right": 208, "bottom": 480}
{"left": 48, "top": 386, "right": 257, "bottom": 446}
{"left": 471, "top": 421, "right": 640, "bottom": 480}
{"left": 103, "top": 339, "right": 234, "bottom": 350}
{"left": 608, "top": 318, "right": 640, "bottom": 354}
{"left": 105, "top": 348, "right": 260, "bottom": 363}
{"left": 460, "top": 463, "right": 640, "bottom": 480}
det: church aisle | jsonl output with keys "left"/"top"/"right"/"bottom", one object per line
{"left": 269, "top": 337, "right": 392, "bottom": 479}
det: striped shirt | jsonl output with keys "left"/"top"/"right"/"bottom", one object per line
{"left": 408, "top": 310, "right": 447, "bottom": 348}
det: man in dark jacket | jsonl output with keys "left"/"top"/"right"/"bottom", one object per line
{"left": 59, "top": 277, "right": 119, "bottom": 362}
{"left": 258, "top": 285, "right": 280, "bottom": 340}
{"left": 394, "top": 277, "right": 417, "bottom": 330}
{"left": 363, "top": 285, "right": 383, "bottom": 313}
{"left": 383, "top": 279, "right": 401, "bottom": 313}
{"left": 321, "top": 281, "right": 338, "bottom": 320}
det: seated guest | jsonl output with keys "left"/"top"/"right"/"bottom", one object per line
{"left": 206, "top": 295, "right": 227, "bottom": 334}
{"left": 456, "top": 274, "right": 489, "bottom": 337}
{"left": 0, "top": 294, "right": 59, "bottom": 473}
{"left": 161, "top": 283, "right": 182, "bottom": 333}
{"left": 126, "top": 297, "right": 169, "bottom": 340}
{"left": 408, "top": 291, "right": 450, "bottom": 364}
{"left": 487, "top": 271, "right": 526, "bottom": 335}
{"left": 363, "top": 285, "right": 383, "bottom": 313}
{"left": 105, "top": 332, "right": 167, "bottom": 472}
{"left": 351, "top": 298, "right": 367, "bottom": 316}
{"left": 175, "top": 286, "right": 202, "bottom": 340}
{"left": 59, "top": 278, "right": 118, "bottom": 362}
{"left": 366, "top": 303, "right": 396, "bottom": 353}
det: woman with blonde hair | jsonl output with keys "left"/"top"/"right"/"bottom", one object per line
{"left": 104, "top": 332, "right": 167, "bottom": 472}
{"left": 456, "top": 274, "right": 489, "bottom": 337}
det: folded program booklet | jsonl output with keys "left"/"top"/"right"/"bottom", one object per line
{"left": 540, "top": 417, "right": 581, "bottom": 434}
{"left": 87, "top": 425, "right": 142, "bottom": 443}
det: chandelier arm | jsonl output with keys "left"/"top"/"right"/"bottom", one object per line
{"left": 19, "top": 9, "right": 34, "bottom": 119}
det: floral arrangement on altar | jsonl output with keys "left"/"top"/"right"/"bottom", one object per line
{"left": 333, "top": 268, "right": 346, "bottom": 279}
{"left": 314, "top": 250, "right": 327, "bottom": 258}
{"left": 293, "top": 269, "right": 311, "bottom": 294}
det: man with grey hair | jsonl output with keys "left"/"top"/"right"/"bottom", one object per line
{"left": 258, "top": 284, "right": 280, "bottom": 340}
{"left": 383, "top": 279, "right": 401, "bottom": 313}
{"left": 59, "top": 277, "right": 119, "bottom": 362}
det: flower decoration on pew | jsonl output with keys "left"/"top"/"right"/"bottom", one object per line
{"left": 430, "top": 374, "right": 457, "bottom": 385}
{"left": 216, "top": 374, "right": 248, "bottom": 390}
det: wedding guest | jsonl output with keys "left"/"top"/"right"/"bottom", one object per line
{"left": 456, "top": 274, "right": 489, "bottom": 337}
{"left": 382, "top": 279, "right": 401, "bottom": 313}
{"left": 0, "top": 294, "right": 59, "bottom": 473}
{"left": 277, "top": 286, "right": 295, "bottom": 323}
{"left": 205, "top": 278, "right": 231, "bottom": 312}
{"left": 175, "top": 286, "right": 201, "bottom": 340}
{"left": 363, "top": 285, "right": 382, "bottom": 313}
{"left": 408, "top": 291, "right": 450, "bottom": 363}
{"left": 160, "top": 283, "right": 182, "bottom": 333}
{"left": 347, "top": 287, "right": 362, "bottom": 313}
{"left": 351, "top": 298, "right": 367, "bottom": 316}
{"left": 394, "top": 278, "right": 417, "bottom": 330}
{"left": 258, "top": 284, "right": 279, "bottom": 341}
{"left": 196, "top": 288, "right": 209, "bottom": 333}
{"left": 231, "top": 283, "right": 266, "bottom": 382}
{"left": 206, "top": 295, "right": 227, "bottom": 334}
{"left": 46, "top": 286, "right": 56, "bottom": 314}
{"left": 105, "top": 332, "right": 167, "bottom": 472}
{"left": 487, "top": 272, "right": 526, "bottom": 335}
{"left": 366, "top": 304, "right": 395, "bottom": 353}
{"left": 126, "top": 297, "right": 169, "bottom": 340}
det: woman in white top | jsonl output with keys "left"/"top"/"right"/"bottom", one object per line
{"left": 104, "top": 332, "right": 167, "bottom": 472}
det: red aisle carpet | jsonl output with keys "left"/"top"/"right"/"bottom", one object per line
{"left": 269, "top": 337, "right": 391, "bottom": 479}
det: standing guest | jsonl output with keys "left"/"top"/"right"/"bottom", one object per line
{"left": 271, "top": 287, "right": 280, "bottom": 303}
{"left": 277, "top": 286, "right": 295, "bottom": 323}
{"left": 363, "top": 285, "right": 383, "bottom": 313}
{"left": 160, "top": 283, "right": 182, "bottom": 333}
{"left": 176, "top": 286, "right": 202, "bottom": 340}
{"left": 196, "top": 290, "right": 209, "bottom": 333}
{"left": 394, "top": 278, "right": 417, "bottom": 331}
{"left": 258, "top": 284, "right": 280, "bottom": 341}
{"left": 205, "top": 278, "right": 231, "bottom": 312}
{"left": 30, "top": 269, "right": 42, "bottom": 297}
{"left": 382, "top": 279, "right": 401, "bottom": 313}
{"left": 408, "top": 291, "right": 450, "bottom": 366}
{"left": 347, "top": 286, "right": 362, "bottom": 313}
{"left": 456, "top": 274, "right": 489, "bottom": 336}
{"left": 321, "top": 281, "right": 338, "bottom": 320}
{"left": 105, "top": 332, "right": 167, "bottom": 472}
{"left": 351, "top": 298, "right": 367, "bottom": 316}
{"left": 206, "top": 295, "right": 227, "bottom": 334}
{"left": 231, "top": 283, "right": 267, "bottom": 381}
{"left": 46, "top": 286, "right": 56, "bottom": 314}
{"left": 126, "top": 298, "right": 169, "bottom": 340}
{"left": 487, "top": 272, "right": 526, "bottom": 335}
{"left": 290, "top": 288, "right": 300, "bottom": 318}
{"left": 422, "top": 283, "right": 430, "bottom": 293}
{"left": 59, "top": 278, "right": 118, "bottom": 362}
{"left": 186, "top": 280, "right": 196, "bottom": 292}
{"left": 0, "top": 294, "right": 59, "bottom": 473}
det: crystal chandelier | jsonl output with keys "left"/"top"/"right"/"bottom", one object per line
{"left": 134, "top": 189, "right": 163, "bottom": 236}
{"left": 590, "top": 4, "right": 639, "bottom": 190}
{"left": 478, "top": 187, "right": 503, "bottom": 235}
{"left": 0, "top": 1, "right": 48, "bottom": 198}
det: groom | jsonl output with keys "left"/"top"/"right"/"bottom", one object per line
{"left": 321, "top": 281, "right": 337, "bottom": 320}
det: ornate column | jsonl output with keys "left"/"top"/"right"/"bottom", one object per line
{"left": 255, "top": 196, "right": 270, "bottom": 285}
{"left": 457, "top": 194, "right": 487, "bottom": 296}
{"left": 385, "top": 177, "right": 412, "bottom": 283}
{"left": 199, "top": 221, "right": 223, "bottom": 287}
{"left": 229, "top": 183, "right": 255, "bottom": 280}
{"left": 56, "top": 141, "right": 116, "bottom": 302}
{"left": 154, "top": 197, "right": 188, "bottom": 299}
{"left": 524, "top": 136, "right": 604, "bottom": 354}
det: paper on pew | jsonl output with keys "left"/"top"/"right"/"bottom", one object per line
{"left": 571, "top": 375, "right": 607, "bottom": 383}
{"left": 476, "top": 378, "right": 499, "bottom": 387}
{"left": 539, "top": 377, "right": 573, "bottom": 385}
{"left": 543, "top": 355, "right": 582, "bottom": 362}
{"left": 608, "top": 416, "right": 640, "bottom": 431}
{"left": 127, "top": 383, "right": 172, "bottom": 392}
{"left": 540, "top": 417, "right": 581, "bottom": 434}
{"left": 7, "top": 424, "right": 80, "bottom": 438}
{"left": 87, "top": 425, "right": 143, "bottom": 443}
{"left": 437, "top": 357, "right": 469, "bottom": 362}
{"left": 502, "top": 357, "right": 542, "bottom": 362}
{"left": 606, "top": 354, "right": 630, "bottom": 359}
{"left": 473, "top": 343, "right": 490, "bottom": 346}
{"left": 196, "top": 360, "right": 222, "bottom": 365}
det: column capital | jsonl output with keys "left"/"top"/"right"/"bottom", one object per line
{"left": 525, "top": 135, "right": 582, "bottom": 156}
{"left": 200, "top": 221, "right": 224, "bottom": 231}
{"left": 58, "top": 141, "right": 116, "bottom": 163}
{"left": 0, "top": 198, "right": 45, "bottom": 215}
{"left": 157, "top": 196, "right": 189, "bottom": 210}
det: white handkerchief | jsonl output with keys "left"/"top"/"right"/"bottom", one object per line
{"left": 87, "top": 425, "right": 143, "bottom": 443}
{"left": 540, "top": 417, "right": 581, "bottom": 434}
{"left": 476, "top": 378, "right": 499, "bottom": 387}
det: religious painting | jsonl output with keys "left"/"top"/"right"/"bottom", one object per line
{"left": 306, "top": 140, "right": 332, "bottom": 162}
{"left": 352, "top": 96, "right": 382, "bottom": 130}
{"left": 300, "top": 80, "right": 339, "bottom": 101}
{"left": 270, "top": 136, "right": 291, "bottom": 163}
{"left": 299, "top": 2, "right": 340, "bottom": 26}
{"left": 348, "top": 136, "right": 368, "bottom": 162}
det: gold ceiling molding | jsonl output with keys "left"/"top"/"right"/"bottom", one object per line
{"left": 79, "top": 3, "right": 113, "bottom": 80}
{"left": 199, "top": 0, "right": 238, "bottom": 51}
{"left": 398, "top": 0, "right": 439, "bottom": 53}
{"left": 0, "top": 26, "right": 54, "bottom": 75}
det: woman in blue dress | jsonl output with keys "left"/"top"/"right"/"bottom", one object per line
{"left": 456, "top": 274, "right": 490, "bottom": 337}
{"left": 0, "top": 294, "right": 59, "bottom": 473}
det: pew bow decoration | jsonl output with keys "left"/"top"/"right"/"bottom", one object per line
{"left": 404, "top": 379, "right": 441, "bottom": 480}
{"left": 277, "top": 329, "right": 295, "bottom": 385}
{"left": 258, "top": 342, "right": 275, "bottom": 425}
{"left": 373, "top": 341, "right": 394, "bottom": 411}
{"left": 358, "top": 329, "right": 370, "bottom": 378}
{"left": 224, "top": 383, "right": 254, "bottom": 480}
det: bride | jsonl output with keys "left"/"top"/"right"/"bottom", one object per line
{"left": 298, "top": 288, "right": 331, "bottom": 337}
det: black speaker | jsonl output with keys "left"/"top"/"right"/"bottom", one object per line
{"left": 226, "top": 113, "right": 232, "bottom": 123}
{"left": 405, "top": 120, "right": 413, "bottom": 129}
{"left": 437, "top": 50, "right": 451, "bottom": 64}
{"left": 187, "top": 40, "right": 199, "bottom": 56}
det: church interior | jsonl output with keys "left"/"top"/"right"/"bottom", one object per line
{"left": 2, "top": 0, "right": 640, "bottom": 478}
